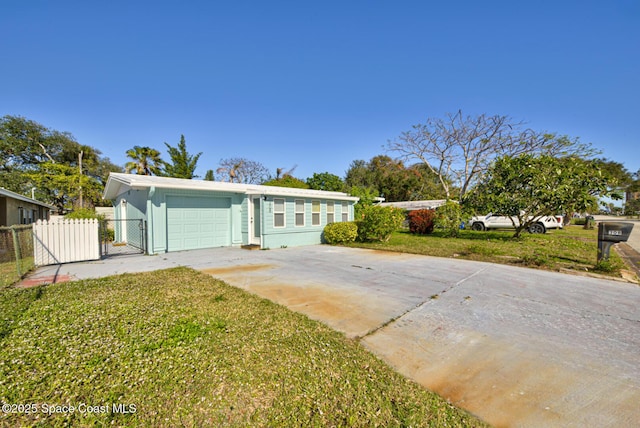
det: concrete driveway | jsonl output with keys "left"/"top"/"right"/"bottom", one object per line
{"left": 26, "top": 244, "right": 640, "bottom": 427}
{"left": 192, "top": 246, "right": 640, "bottom": 428}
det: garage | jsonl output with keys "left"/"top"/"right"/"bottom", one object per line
{"left": 166, "top": 196, "right": 231, "bottom": 251}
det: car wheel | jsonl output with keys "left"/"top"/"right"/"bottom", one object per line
{"left": 471, "top": 222, "right": 486, "bottom": 231}
{"left": 528, "top": 223, "right": 545, "bottom": 234}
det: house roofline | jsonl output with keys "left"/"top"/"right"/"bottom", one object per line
{"left": 0, "top": 188, "right": 54, "bottom": 209}
{"left": 103, "top": 173, "right": 359, "bottom": 202}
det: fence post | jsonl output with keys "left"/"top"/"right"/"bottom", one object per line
{"left": 11, "top": 226, "right": 22, "bottom": 277}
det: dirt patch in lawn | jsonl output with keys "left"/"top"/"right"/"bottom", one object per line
{"left": 17, "top": 274, "right": 74, "bottom": 288}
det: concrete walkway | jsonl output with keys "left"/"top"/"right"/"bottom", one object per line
{"left": 21, "top": 243, "right": 640, "bottom": 427}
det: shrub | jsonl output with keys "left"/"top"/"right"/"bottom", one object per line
{"left": 593, "top": 258, "right": 620, "bottom": 274}
{"left": 348, "top": 186, "right": 379, "bottom": 219}
{"left": 408, "top": 209, "right": 436, "bottom": 234}
{"left": 65, "top": 208, "right": 106, "bottom": 221}
{"left": 103, "top": 228, "right": 115, "bottom": 242}
{"left": 357, "top": 205, "right": 404, "bottom": 242}
{"left": 434, "top": 201, "right": 463, "bottom": 237}
{"left": 323, "top": 222, "right": 358, "bottom": 245}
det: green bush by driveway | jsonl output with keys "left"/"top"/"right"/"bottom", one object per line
{"left": 0, "top": 268, "right": 486, "bottom": 427}
{"left": 357, "top": 205, "right": 405, "bottom": 242}
{"left": 323, "top": 221, "right": 358, "bottom": 244}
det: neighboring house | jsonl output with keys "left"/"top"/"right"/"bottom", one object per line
{"left": 0, "top": 188, "right": 53, "bottom": 227}
{"left": 103, "top": 173, "right": 358, "bottom": 254}
{"left": 379, "top": 200, "right": 447, "bottom": 211}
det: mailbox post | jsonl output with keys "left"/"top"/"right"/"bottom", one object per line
{"left": 597, "top": 222, "right": 634, "bottom": 262}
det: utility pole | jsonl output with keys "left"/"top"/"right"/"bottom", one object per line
{"left": 78, "top": 151, "right": 83, "bottom": 208}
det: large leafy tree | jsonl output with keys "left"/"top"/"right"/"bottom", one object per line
{"left": 387, "top": 111, "right": 596, "bottom": 200}
{"left": 56, "top": 141, "right": 122, "bottom": 186}
{"left": 344, "top": 160, "right": 373, "bottom": 189}
{"left": 593, "top": 158, "right": 633, "bottom": 197}
{"left": 125, "top": 146, "right": 163, "bottom": 176}
{"left": 625, "top": 197, "right": 640, "bottom": 217}
{"left": 25, "top": 163, "right": 103, "bottom": 213}
{"left": 463, "top": 154, "right": 612, "bottom": 238}
{"left": 161, "top": 135, "right": 201, "bottom": 179}
{"left": 626, "top": 169, "right": 640, "bottom": 216}
{"left": 306, "top": 172, "right": 345, "bottom": 192}
{"left": 0, "top": 115, "right": 67, "bottom": 170}
{"left": 344, "top": 155, "right": 446, "bottom": 202}
{"left": 0, "top": 115, "right": 121, "bottom": 209}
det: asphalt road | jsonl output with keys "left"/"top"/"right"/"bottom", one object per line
{"left": 25, "top": 240, "right": 640, "bottom": 427}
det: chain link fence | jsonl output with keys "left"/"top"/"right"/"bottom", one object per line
{"left": 0, "top": 225, "right": 34, "bottom": 287}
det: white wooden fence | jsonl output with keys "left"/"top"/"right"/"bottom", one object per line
{"left": 33, "top": 219, "right": 100, "bottom": 266}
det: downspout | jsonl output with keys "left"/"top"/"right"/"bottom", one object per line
{"left": 146, "top": 186, "right": 155, "bottom": 254}
{"left": 260, "top": 196, "right": 265, "bottom": 248}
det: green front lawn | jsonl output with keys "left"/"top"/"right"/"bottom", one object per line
{"left": 0, "top": 257, "right": 34, "bottom": 289}
{"left": 348, "top": 226, "right": 626, "bottom": 277}
{"left": 0, "top": 268, "right": 486, "bottom": 427}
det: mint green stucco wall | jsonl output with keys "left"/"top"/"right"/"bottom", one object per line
{"left": 113, "top": 188, "right": 148, "bottom": 244}
{"left": 260, "top": 197, "right": 355, "bottom": 248}
{"left": 111, "top": 186, "right": 355, "bottom": 253}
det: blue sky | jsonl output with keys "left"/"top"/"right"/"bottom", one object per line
{"left": 2, "top": 1, "right": 639, "bottom": 182}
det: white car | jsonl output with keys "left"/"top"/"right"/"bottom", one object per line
{"left": 469, "top": 213, "right": 562, "bottom": 234}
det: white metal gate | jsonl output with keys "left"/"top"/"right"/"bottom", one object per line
{"left": 33, "top": 219, "right": 100, "bottom": 266}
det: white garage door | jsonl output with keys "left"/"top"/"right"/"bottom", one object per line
{"left": 166, "top": 196, "right": 231, "bottom": 251}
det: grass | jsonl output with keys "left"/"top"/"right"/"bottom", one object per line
{"left": 0, "top": 257, "right": 34, "bottom": 289}
{"left": 0, "top": 268, "right": 486, "bottom": 427}
{"left": 0, "top": 261, "right": 18, "bottom": 288}
{"left": 347, "top": 225, "right": 628, "bottom": 278}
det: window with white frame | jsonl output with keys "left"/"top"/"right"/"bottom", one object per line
{"left": 341, "top": 202, "right": 349, "bottom": 222}
{"left": 295, "top": 199, "right": 305, "bottom": 226}
{"left": 326, "top": 201, "right": 334, "bottom": 223}
{"left": 274, "top": 198, "right": 285, "bottom": 228}
{"left": 312, "top": 200, "right": 321, "bottom": 226}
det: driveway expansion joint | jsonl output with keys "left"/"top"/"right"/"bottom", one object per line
{"left": 356, "top": 299, "right": 430, "bottom": 341}
{"left": 357, "top": 267, "right": 489, "bottom": 341}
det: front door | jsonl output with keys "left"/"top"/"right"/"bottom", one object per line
{"left": 251, "top": 197, "right": 261, "bottom": 245}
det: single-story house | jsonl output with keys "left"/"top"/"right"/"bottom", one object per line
{"left": 378, "top": 200, "right": 447, "bottom": 211}
{"left": 103, "top": 173, "right": 359, "bottom": 254}
{"left": 0, "top": 188, "right": 53, "bottom": 227}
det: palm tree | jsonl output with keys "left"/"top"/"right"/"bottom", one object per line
{"left": 125, "top": 146, "right": 163, "bottom": 175}
{"left": 276, "top": 164, "right": 297, "bottom": 179}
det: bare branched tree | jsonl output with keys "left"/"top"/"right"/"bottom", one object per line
{"left": 215, "top": 157, "right": 271, "bottom": 184}
{"left": 387, "top": 111, "right": 596, "bottom": 200}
